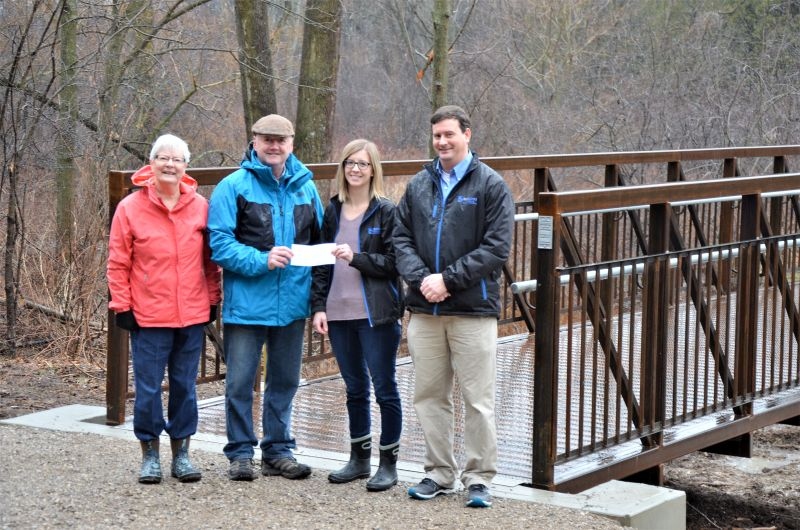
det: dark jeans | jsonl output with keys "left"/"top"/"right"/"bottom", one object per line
{"left": 222, "top": 320, "right": 305, "bottom": 461}
{"left": 130, "top": 325, "right": 204, "bottom": 441}
{"left": 328, "top": 319, "right": 402, "bottom": 446}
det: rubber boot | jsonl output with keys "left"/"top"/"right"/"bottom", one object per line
{"left": 366, "top": 442, "right": 399, "bottom": 492}
{"left": 328, "top": 434, "right": 372, "bottom": 483}
{"left": 170, "top": 437, "right": 202, "bottom": 483}
{"left": 138, "top": 439, "right": 162, "bottom": 484}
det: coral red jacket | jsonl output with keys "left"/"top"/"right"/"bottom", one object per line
{"left": 107, "top": 165, "right": 221, "bottom": 327}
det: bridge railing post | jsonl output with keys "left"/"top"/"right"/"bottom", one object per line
{"left": 641, "top": 202, "right": 670, "bottom": 446}
{"left": 532, "top": 194, "right": 562, "bottom": 490}
{"left": 734, "top": 193, "right": 761, "bottom": 416}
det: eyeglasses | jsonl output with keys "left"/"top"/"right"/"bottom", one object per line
{"left": 154, "top": 155, "right": 186, "bottom": 164}
{"left": 343, "top": 160, "right": 371, "bottom": 170}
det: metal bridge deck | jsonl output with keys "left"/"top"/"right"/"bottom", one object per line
{"left": 195, "top": 334, "right": 536, "bottom": 483}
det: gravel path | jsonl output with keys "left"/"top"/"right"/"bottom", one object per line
{"left": 0, "top": 423, "right": 620, "bottom": 529}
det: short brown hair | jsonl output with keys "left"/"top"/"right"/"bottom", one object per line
{"left": 431, "top": 105, "right": 471, "bottom": 133}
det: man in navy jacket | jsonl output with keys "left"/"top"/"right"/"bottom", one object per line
{"left": 395, "top": 105, "right": 514, "bottom": 508}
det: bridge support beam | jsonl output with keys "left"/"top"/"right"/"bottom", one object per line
{"left": 622, "top": 464, "right": 665, "bottom": 487}
{"left": 702, "top": 433, "right": 752, "bottom": 458}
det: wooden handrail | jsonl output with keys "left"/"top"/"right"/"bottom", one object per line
{"left": 531, "top": 166, "right": 800, "bottom": 491}
{"left": 106, "top": 144, "right": 800, "bottom": 430}
{"left": 537, "top": 172, "right": 800, "bottom": 215}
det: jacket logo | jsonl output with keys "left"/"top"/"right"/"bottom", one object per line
{"left": 456, "top": 195, "right": 478, "bottom": 205}
{"left": 367, "top": 227, "right": 381, "bottom": 235}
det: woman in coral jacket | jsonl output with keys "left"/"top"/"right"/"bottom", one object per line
{"left": 107, "top": 134, "right": 221, "bottom": 485}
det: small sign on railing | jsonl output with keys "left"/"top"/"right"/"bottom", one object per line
{"left": 538, "top": 215, "right": 553, "bottom": 249}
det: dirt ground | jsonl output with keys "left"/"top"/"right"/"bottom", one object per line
{"left": 0, "top": 353, "right": 798, "bottom": 530}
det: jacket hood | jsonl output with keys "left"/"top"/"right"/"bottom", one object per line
{"left": 240, "top": 144, "right": 312, "bottom": 189}
{"left": 130, "top": 165, "right": 198, "bottom": 190}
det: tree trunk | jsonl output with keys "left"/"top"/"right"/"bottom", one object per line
{"left": 295, "top": 0, "right": 342, "bottom": 167}
{"left": 131, "top": 0, "right": 158, "bottom": 143}
{"left": 56, "top": 0, "right": 77, "bottom": 258}
{"left": 97, "top": 2, "right": 125, "bottom": 161}
{"left": 430, "top": 0, "right": 451, "bottom": 156}
{"left": 234, "top": 0, "right": 277, "bottom": 140}
{"left": 4, "top": 159, "right": 18, "bottom": 355}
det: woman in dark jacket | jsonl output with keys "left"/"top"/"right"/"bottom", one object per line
{"left": 311, "top": 139, "right": 403, "bottom": 492}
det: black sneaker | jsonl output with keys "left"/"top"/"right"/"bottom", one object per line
{"left": 228, "top": 458, "right": 257, "bottom": 481}
{"left": 466, "top": 484, "right": 492, "bottom": 508}
{"left": 408, "top": 478, "right": 453, "bottom": 500}
{"left": 261, "top": 456, "right": 312, "bottom": 480}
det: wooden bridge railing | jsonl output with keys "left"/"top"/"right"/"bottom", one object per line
{"left": 106, "top": 145, "right": 800, "bottom": 431}
{"left": 525, "top": 172, "right": 800, "bottom": 492}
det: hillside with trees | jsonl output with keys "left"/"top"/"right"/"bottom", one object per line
{"left": 3, "top": 3, "right": 800, "bottom": 528}
{"left": 2, "top": 0, "right": 799, "bottom": 376}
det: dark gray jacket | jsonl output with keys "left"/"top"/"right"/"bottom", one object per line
{"left": 394, "top": 153, "right": 514, "bottom": 317}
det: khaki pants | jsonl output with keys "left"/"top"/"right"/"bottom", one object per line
{"left": 407, "top": 313, "right": 498, "bottom": 488}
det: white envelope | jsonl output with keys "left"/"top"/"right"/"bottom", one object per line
{"left": 290, "top": 243, "right": 336, "bottom": 266}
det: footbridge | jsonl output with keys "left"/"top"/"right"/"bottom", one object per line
{"left": 106, "top": 145, "right": 800, "bottom": 493}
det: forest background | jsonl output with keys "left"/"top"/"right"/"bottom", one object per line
{"left": 2, "top": 0, "right": 800, "bottom": 408}
{"left": 3, "top": 2, "right": 800, "bottom": 528}
{"left": 5, "top": 0, "right": 800, "bottom": 361}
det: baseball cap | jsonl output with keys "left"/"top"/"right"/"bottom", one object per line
{"left": 251, "top": 114, "right": 294, "bottom": 137}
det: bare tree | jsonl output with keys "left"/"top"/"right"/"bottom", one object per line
{"left": 55, "top": 0, "right": 77, "bottom": 257}
{"left": 294, "top": 0, "right": 343, "bottom": 166}
{"left": 431, "top": 0, "right": 450, "bottom": 112}
{"left": 1, "top": 0, "right": 62, "bottom": 353}
{"left": 234, "top": 0, "right": 278, "bottom": 139}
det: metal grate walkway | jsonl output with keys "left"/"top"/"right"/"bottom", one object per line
{"left": 195, "top": 334, "right": 536, "bottom": 483}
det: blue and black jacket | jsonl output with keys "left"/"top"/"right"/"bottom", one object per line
{"left": 208, "top": 145, "right": 323, "bottom": 326}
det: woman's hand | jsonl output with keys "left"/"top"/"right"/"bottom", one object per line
{"left": 312, "top": 311, "right": 328, "bottom": 335}
{"left": 115, "top": 310, "right": 139, "bottom": 331}
{"left": 332, "top": 244, "right": 354, "bottom": 263}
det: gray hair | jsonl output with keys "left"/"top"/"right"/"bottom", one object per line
{"left": 149, "top": 134, "right": 191, "bottom": 164}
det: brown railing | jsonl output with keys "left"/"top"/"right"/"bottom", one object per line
{"left": 106, "top": 146, "right": 800, "bottom": 449}
{"left": 527, "top": 172, "right": 800, "bottom": 492}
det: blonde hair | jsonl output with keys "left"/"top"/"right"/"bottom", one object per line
{"left": 335, "top": 139, "right": 386, "bottom": 203}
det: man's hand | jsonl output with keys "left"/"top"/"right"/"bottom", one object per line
{"left": 420, "top": 274, "right": 450, "bottom": 303}
{"left": 268, "top": 246, "right": 293, "bottom": 270}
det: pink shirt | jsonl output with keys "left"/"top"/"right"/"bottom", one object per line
{"left": 326, "top": 213, "right": 367, "bottom": 321}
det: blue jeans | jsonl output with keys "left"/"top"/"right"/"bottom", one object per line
{"left": 130, "top": 325, "right": 204, "bottom": 441}
{"left": 328, "top": 319, "right": 402, "bottom": 446}
{"left": 223, "top": 320, "right": 305, "bottom": 461}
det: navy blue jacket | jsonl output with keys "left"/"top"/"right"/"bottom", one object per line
{"left": 394, "top": 153, "right": 514, "bottom": 317}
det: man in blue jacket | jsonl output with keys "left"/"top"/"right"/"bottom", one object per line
{"left": 208, "top": 114, "right": 323, "bottom": 481}
{"left": 395, "top": 105, "right": 514, "bottom": 507}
